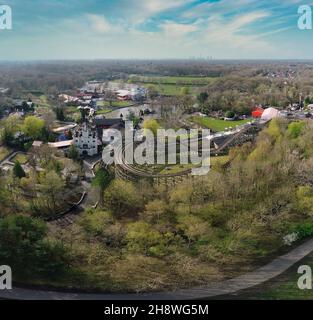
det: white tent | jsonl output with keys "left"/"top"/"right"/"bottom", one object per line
{"left": 261, "top": 107, "right": 280, "bottom": 121}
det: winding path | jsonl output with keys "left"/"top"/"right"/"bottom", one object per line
{"left": 1, "top": 237, "right": 313, "bottom": 300}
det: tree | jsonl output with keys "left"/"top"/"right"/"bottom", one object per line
{"left": 92, "top": 169, "right": 114, "bottom": 208}
{"left": 0, "top": 215, "right": 68, "bottom": 278}
{"left": 296, "top": 186, "right": 313, "bottom": 216}
{"left": 104, "top": 91, "right": 116, "bottom": 107}
{"left": 13, "top": 161, "right": 26, "bottom": 179}
{"left": 144, "top": 200, "right": 167, "bottom": 224}
{"left": 68, "top": 144, "right": 79, "bottom": 160}
{"left": 127, "top": 111, "right": 141, "bottom": 128}
{"left": 178, "top": 215, "right": 210, "bottom": 247}
{"left": 126, "top": 222, "right": 162, "bottom": 255}
{"left": 79, "top": 210, "right": 124, "bottom": 246}
{"left": 39, "top": 171, "right": 65, "bottom": 209}
{"left": 54, "top": 106, "right": 66, "bottom": 121}
{"left": 147, "top": 85, "right": 158, "bottom": 99}
{"left": 225, "top": 111, "right": 235, "bottom": 119}
{"left": 104, "top": 180, "right": 142, "bottom": 216}
{"left": 288, "top": 121, "right": 305, "bottom": 139}
{"left": 197, "top": 92, "right": 209, "bottom": 105}
{"left": 170, "top": 183, "right": 194, "bottom": 214}
{"left": 143, "top": 119, "right": 160, "bottom": 136}
{"left": 23, "top": 116, "right": 45, "bottom": 140}
{"left": 0, "top": 115, "right": 21, "bottom": 146}
{"left": 1, "top": 126, "right": 13, "bottom": 146}
{"left": 181, "top": 87, "right": 190, "bottom": 95}
{"left": 41, "top": 109, "right": 56, "bottom": 129}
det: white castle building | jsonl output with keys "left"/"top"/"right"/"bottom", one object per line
{"left": 73, "top": 122, "right": 100, "bottom": 156}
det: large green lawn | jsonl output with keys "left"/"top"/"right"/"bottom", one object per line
{"left": 129, "top": 75, "right": 216, "bottom": 97}
{"left": 155, "top": 84, "right": 198, "bottom": 96}
{"left": 95, "top": 109, "right": 113, "bottom": 115}
{"left": 189, "top": 116, "right": 250, "bottom": 132}
{"left": 11, "top": 153, "right": 29, "bottom": 164}
{"left": 129, "top": 75, "right": 214, "bottom": 85}
{"left": 33, "top": 95, "right": 51, "bottom": 108}
{"left": 97, "top": 100, "right": 132, "bottom": 108}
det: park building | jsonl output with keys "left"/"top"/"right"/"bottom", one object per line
{"left": 73, "top": 122, "right": 100, "bottom": 156}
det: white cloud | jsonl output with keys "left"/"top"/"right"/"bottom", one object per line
{"left": 160, "top": 21, "right": 198, "bottom": 36}
{"left": 86, "top": 14, "right": 112, "bottom": 33}
{"left": 143, "top": 0, "right": 193, "bottom": 15}
{"left": 86, "top": 14, "right": 123, "bottom": 33}
{"left": 202, "top": 11, "right": 271, "bottom": 48}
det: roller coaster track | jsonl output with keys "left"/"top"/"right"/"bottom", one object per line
{"left": 114, "top": 122, "right": 264, "bottom": 181}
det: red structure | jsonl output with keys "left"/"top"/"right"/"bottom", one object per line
{"left": 252, "top": 106, "right": 264, "bottom": 118}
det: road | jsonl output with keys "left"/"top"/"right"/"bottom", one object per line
{"left": 1, "top": 237, "right": 313, "bottom": 300}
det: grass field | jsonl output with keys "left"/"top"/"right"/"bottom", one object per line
{"left": 129, "top": 75, "right": 214, "bottom": 96}
{"left": 97, "top": 100, "right": 132, "bottom": 108}
{"left": 159, "top": 163, "right": 195, "bottom": 175}
{"left": 32, "top": 95, "right": 51, "bottom": 108}
{"left": 95, "top": 109, "right": 113, "bottom": 115}
{"left": 189, "top": 116, "right": 250, "bottom": 132}
{"left": 154, "top": 155, "right": 230, "bottom": 175}
{"left": 11, "top": 153, "right": 29, "bottom": 164}
{"left": 129, "top": 75, "right": 214, "bottom": 85}
{"left": 155, "top": 84, "right": 198, "bottom": 96}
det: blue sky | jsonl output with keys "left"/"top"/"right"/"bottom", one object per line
{"left": 0, "top": 0, "right": 311, "bottom": 60}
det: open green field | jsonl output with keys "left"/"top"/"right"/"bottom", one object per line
{"left": 97, "top": 100, "right": 132, "bottom": 108}
{"left": 129, "top": 75, "right": 215, "bottom": 96}
{"left": 153, "top": 84, "right": 198, "bottom": 96}
{"left": 11, "top": 153, "right": 29, "bottom": 164}
{"left": 32, "top": 95, "right": 51, "bottom": 108}
{"left": 129, "top": 75, "right": 214, "bottom": 85}
{"left": 159, "top": 163, "right": 195, "bottom": 175}
{"left": 66, "top": 106, "right": 79, "bottom": 114}
{"left": 95, "top": 109, "right": 113, "bottom": 115}
{"left": 189, "top": 116, "right": 250, "bottom": 132}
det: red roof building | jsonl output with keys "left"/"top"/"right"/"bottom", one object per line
{"left": 252, "top": 107, "right": 264, "bottom": 118}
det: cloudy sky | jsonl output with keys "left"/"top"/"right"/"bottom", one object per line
{"left": 0, "top": 0, "right": 311, "bottom": 60}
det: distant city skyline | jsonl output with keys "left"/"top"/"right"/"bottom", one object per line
{"left": 0, "top": 0, "right": 310, "bottom": 60}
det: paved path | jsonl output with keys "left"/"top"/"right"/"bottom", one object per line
{"left": 0, "top": 151, "right": 17, "bottom": 166}
{"left": 1, "top": 238, "right": 313, "bottom": 300}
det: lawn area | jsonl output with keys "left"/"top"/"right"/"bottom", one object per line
{"left": 0, "top": 146, "right": 11, "bottom": 161}
{"left": 129, "top": 75, "right": 214, "bottom": 86}
{"left": 97, "top": 100, "right": 132, "bottom": 108}
{"left": 189, "top": 116, "right": 250, "bottom": 132}
{"left": 156, "top": 84, "right": 197, "bottom": 96}
{"left": 159, "top": 163, "right": 194, "bottom": 175}
{"left": 66, "top": 106, "right": 79, "bottom": 114}
{"left": 129, "top": 75, "right": 215, "bottom": 96}
{"left": 11, "top": 153, "right": 29, "bottom": 164}
{"left": 157, "top": 156, "right": 230, "bottom": 175}
{"left": 96, "top": 109, "right": 112, "bottom": 115}
{"left": 33, "top": 95, "right": 51, "bottom": 108}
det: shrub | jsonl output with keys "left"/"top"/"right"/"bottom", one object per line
{"left": 290, "top": 223, "right": 313, "bottom": 240}
{"left": 225, "top": 111, "right": 235, "bottom": 119}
